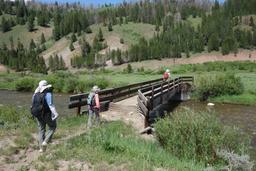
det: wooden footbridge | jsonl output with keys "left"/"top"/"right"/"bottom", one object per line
{"left": 69, "top": 76, "right": 193, "bottom": 128}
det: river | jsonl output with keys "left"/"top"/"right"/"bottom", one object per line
{"left": 0, "top": 90, "right": 256, "bottom": 160}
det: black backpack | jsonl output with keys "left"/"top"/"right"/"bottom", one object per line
{"left": 31, "top": 92, "right": 45, "bottom": 118}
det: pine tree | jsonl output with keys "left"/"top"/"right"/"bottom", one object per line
{"left": 69, "top": 42, "right": 75, "bottom": 51}
{"left": 59, "top": 56, "right": 66, "bottom": 70}
{"left": 71, "top": 33, "right": 77, "bottom": 43}
{"left": 108, "top": 22, "right": 113, "bottom": 32}
{"left": 1, "top": 17, "right": 11, "bottom": 32}
{"left": 98, "top": 28, "right": 104, "bottom": 42}
{"left": 119, "top": 17, "right": 123, "bottom": 26}
{"left": 41, "top": 33, "right": 46, "bottom": 44}
{"left": 29, "top": 39, "right": 36, "bottom": 50}
{"left": 48, "top": 55, "right": 54, "bottom": 71}
{"left": 120, "top": 38, "right": 124, "bottom": 44}
{"left": 53, "top": 54, "right": 59, "bottom": 71}
{"left": 249, "top": 16, "right": 254, "bottom": 27}
{"left": 155, "top": 24, "right": 160, "bottom": 32}
{"left": 253, "top": 29, "right": 256, "bottom": 47}
{"left": 27, "top": 15, "right": 35, "bottom": 32}
{"left": 207, "top": 33, "right": 219, "bottom": 52}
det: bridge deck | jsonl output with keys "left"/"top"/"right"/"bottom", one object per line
{"left": 101, "top": 95, "right": 145, "bottom": 132}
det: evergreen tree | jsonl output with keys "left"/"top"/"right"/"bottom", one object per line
{"left": 98, "top": 28, "right": 104, "bottom": 42}
{"left": 41, "top": 44, "right": 46, "bottom": 51}
{"left": 253, "top": 29, "right": 256, "bottom": 47}
{"left": 80, "top": 38, "right": 91, "bottom": 58}
{"left": 48, "top": 55, "right": 54, "bottom": 71}
{"left": 1, "top": 17, "right": 11, "bottom": 32}
{"left": 207, "top": 33, "right": 219, "bottom": 52}
{"left": 120, "top": 38, "right": 124, "bottom": 44}
{"left": 155, "top": 24, "right": 160, "bottom": 32}
{"left": 71, "top": 34, "right": 77, "bottom": 43}
{"left": 41, "top": 33, "right": 46, "bottom": 44}
{"left": 53, "top": 54, "right": 59, "bottom": 71}
{"left": 108, "top": 22, "right": 113, "bottom": 32}
{"left": 69, "top": 42, "right": 75, "bottom": 51}
{"left": 119, "top": 17, "right": 123, "bottom": 26}
{"left": 27, "top": 15, "right": 35, "bottom": 32}
{"left": 249, "top": 16, "right": 254, "bottom": 27}
{"left": 58, "top": 55, "right": 66, "bottom": 70}
{"left": 29, "top": 39, "right": 36, "bottom": 50}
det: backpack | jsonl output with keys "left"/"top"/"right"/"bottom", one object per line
{"left": 31, "top": 92, "right": 45, "bottom": 118}
{"left": 87, "top": 93, "right": 96, "bottom": 106}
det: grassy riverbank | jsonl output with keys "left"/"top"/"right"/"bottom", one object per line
{"left": 0, "top": 105, "right": 205, "bottom": 170}
{"left": 1, "top": 105, "right": 252, "bottom": 170}
{"left": 0, "top": 61, "right": 255, "bottom": 105}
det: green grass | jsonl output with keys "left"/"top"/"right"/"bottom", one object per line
{"left": 45, "top": 121, "right": 204, "bottom": 171}
{"left": 0, "top": 23, "right": 52, "bottom": 48}
{"left": 186, "top": 16, "right": 202, "bottom": 30}
{"left": 211, "top": 93, "right": 256, "bottom": 105}
{"left": 88, "top": 22, "right": 156, "bottom": 46}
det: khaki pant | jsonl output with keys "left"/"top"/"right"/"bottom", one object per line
{"left": 87, "top": 107, "right": 100, "bottom": 128}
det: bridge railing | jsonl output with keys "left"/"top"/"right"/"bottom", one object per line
{"left": 137, "top": 76, "right": 194, "bottom": 127}
{"left": 69, "top": 78, "right": 163, "bottom": 115}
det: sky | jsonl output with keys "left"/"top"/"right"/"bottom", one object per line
{"left": 39, "top": 0, "right": 225, "bottom": 6}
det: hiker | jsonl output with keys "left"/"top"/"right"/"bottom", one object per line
{"left": 87, "top": 85, "right": 100, "bottom": 128}
{"left": 163, "top": 69, "right": 171, "bottom": 81}
{"left": 31, "top": 80, "right": 59, "bottom": 152}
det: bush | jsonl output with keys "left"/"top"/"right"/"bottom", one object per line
{"left": 154, "top": 109, "right": 250, "bottom": 165}
{"left": 0, "top": 106, "right": 34, "bottom": 129}
{"left": 196, "top": 73, "right": 244, "bottom": 100}
{"left": 120, "top": 38, "right": 124, "bottom": 44}
{"left": 15, "top": 77, "right": 36, "bottom": 92}
{"left": 63, "top": 78, "right": 79, "bottom": 93}
{"left": 85, "top": 27, "right": 92, "bottom": 34}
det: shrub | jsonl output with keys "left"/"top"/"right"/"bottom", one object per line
{"left": 85, "top": 27, "right": 92, "bottom": 34}
{"left": 120, "top": 38, "right": 124, "bottom": 44}
{"left": 0, "top": 106, "right": 34, "bottom": 129}
{"left": 195, "top": 73, "right": 244, "bottom": 100}
{"left": 63, "top": 78, "right": 79, "bottom": 93}
{"left": 154, "top": 109, "right": 250, "bottom": 165}
{"left": 15, "top": 77, "right": 36, "bottom": 92}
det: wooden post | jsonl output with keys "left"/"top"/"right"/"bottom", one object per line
{"left": 77, "top": 98, "right": 81, "bottom": 116}
{"left": 160, "top": 83, "right": 163, "bottom": 104}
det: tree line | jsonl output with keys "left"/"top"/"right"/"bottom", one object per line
{"left": 1, "top": 0, "right": 256, "bottom": 69}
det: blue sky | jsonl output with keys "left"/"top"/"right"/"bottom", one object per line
{"left": 39, "top": 0, "right": 225, "bottom": 6}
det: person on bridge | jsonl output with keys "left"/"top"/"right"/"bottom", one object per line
{"left": 31, "top": 80, "right": 59, "bottom": 153}
{"left": 87, "top": 85, "right": 101, "bottom": 129}
{"left": 163, "top": 69, "right": 171, "bottom": 81}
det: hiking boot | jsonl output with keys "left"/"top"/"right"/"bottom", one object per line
{"left": 39, "top": 148, "right": 43, "bottom": 153}
{"left": 42, "top": 141, "right": 47, "bottom": 151}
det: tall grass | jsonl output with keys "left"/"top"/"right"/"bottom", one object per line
{"left": 172, "top": 61, "right": 256, "bottom": 74}
{"left": 0, "top": 106, "right": 34, "bottom": 130}
{"left": 154, "top": 109, "right": 250, "bottom": 166}
{"left": 51, "top": 121, "right": 204, "bottom": 171}
{"left": 195, "top": 73, "right": 244, "bottom": 100}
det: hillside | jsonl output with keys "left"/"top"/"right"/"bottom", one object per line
{"left": 0, "top": 15, "right": 52, "bottom": 48}
{"left": 42, "top": 22, "right": 157, "bottom": 68}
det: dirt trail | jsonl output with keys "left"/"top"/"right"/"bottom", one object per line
{"left": 0, "top": 96, "right": 147, "bottom": 171}
{"left": 108, "top": 50, "right": 256, "bottom": 70}
{"left": 0, "top": 125, "right": 88, "bottom": 171}
{"left": 101, "top": 96, "right": 145, "bottom": 132}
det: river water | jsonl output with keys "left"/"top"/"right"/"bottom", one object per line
{"left": 0, "top": 90, "right": 256, "bottom": 160}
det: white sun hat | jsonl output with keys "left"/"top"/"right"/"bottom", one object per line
{"left": 92, "top": 85, "right": 100, "bottom": 93}
{"left": 166, "top": 69, "right": 170, "bottom": 73}
{"left": 38, "top": 80, "right": 52, "bottom": 93}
